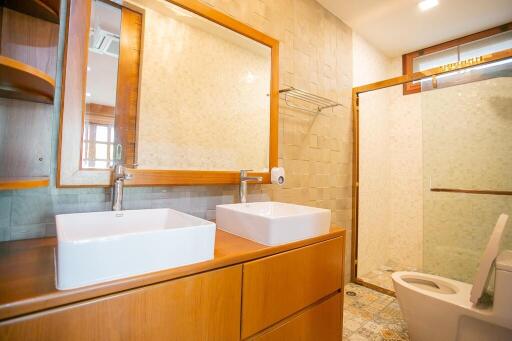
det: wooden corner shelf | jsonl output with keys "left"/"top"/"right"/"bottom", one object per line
{"left": 3, "top": 0, "right": 60, "bottom": 24}
{"left": 0, "top": 177, "right": 49, "bottom": 190}
{"left": 0, "top": 55, "right": 55, "bottom": 104}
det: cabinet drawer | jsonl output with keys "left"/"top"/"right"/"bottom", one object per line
{"left": 0, "top": 265, "right": 242, "bottom": 341}
{"left": 241, "top": 237, "right": 344, "bottom": 338}
{"left": 250, "top": 293, "right": 342, "bottom": 341}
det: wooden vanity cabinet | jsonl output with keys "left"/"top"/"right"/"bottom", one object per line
{"left": 241, "top": 237, "right": 344, "bottom": 339}
{"left": 0, "top": 265, "right": 243, "bottom": 341}
{"left": 250, "top": 293, "right": 342, "bottom": 341}
{"left": 0, "top": 234, "right": 345, "bottom": 340}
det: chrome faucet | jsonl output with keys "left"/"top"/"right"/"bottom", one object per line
{"left": 239, "top": 169, "right": 263, "bottom": 204}
{"left": 112, "top": 164, "right": 133, "bottom": 211}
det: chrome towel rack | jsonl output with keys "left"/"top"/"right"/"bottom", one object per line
{"left": 279, "top": 87, "right": 343, "bottom": 114}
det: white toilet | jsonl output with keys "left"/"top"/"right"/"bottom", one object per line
{"left": 392, "top": 214, "right": 512, "bottom": 341}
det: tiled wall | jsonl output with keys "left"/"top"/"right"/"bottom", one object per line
{"left": 0, "top": 0, "right": 353, "bottom": 281}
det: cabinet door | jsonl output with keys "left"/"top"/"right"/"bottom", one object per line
{"left": 250, "top": 293, "right": 342, "bottom": 341}
{"left": 0, "top": 265, "right": 242, "bottom": 341}
{"left": 241, "top": 237, "right": 344, "bottom": 338}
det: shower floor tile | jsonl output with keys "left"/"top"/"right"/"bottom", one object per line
{"left": 343, "top": 283, "right": 409, "bottom": 341}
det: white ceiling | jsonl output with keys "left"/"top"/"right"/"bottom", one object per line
{"left": 317, "top": 0, "right": 512, "bottom": 57}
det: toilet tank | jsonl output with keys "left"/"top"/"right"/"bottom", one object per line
{"left": 493, "top": 250, "right": 512, "bottom": 328}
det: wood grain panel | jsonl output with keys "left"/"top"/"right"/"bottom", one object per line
{"left": 3, "top": 0, "right": 60, "bottom": 24}
{"left": 1, "top": 8, "right": 59, "bottom": 77}
{"left": 115, "top": 7, "right": 141, "bottom": 166}
{"left": 241, "top": 237, "right": 344, "bottom": 338}
{"left": 85, "top": 103, "right": 115, "bottom": 125}
{"left": 0, "top": 98, "right": 52, "bottom": 177}
{"left": 0, "top": 55, "right": 55, "bottom": 103}
{"left": 0, "top": 265, "right": 243, "bottom": 341}
{"left": 430, "top": 187, "right": 512, "bottom": 196}
{"left": 0, "top": 177, "right": 49, "bottom": 190}
{"left": 249, "top": 293, "right": 342, "bottom": 341}
{"left": 125, "top": 168, "right": 270, "bottom": 186}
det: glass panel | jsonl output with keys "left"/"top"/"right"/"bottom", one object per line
{"left": 94, "top": 161, "right": 108, "bottom": 169}
{"left": 460, "top": 31, "right": 512, "bottom": 60}
{"left": 357, "top": 60, "right": 512, "bottom": 292}
{"left": 109, "top": 126, "right": 115, "bottom": 143}
{"left": 422, "top": 65, "right": 512, "bottom": 282}
{"left": 413, "top": 47, "right": 458, "bottom": 72}
{"left": 95, "top": 143, "right": 108, "bottom": 160}
{"left": 419, "top": 58, "right": 512, "bottom": 92}
{"left": 95, "top": 125, "right": 108, "bottom": 142}
{"left": 81, "top": 0, "right": 121, "bottom": 169}
{"left": 357, "top": 83, "right": 422, "bottom": 291}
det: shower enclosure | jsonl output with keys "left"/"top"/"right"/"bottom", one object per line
{"left": 352, "top": 51, "right": 512, "bottom": 293}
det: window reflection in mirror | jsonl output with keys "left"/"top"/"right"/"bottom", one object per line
{"left": 81, "top": 0, "right": 121, "bottom": 169}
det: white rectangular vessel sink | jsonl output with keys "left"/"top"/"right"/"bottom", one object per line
{"left": 216, "top": 202, "right": 331, "bottom": 246}
{"left": 56, "top": 208, "right": 216, "bottom": 290}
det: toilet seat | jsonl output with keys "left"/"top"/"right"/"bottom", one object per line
{"left": 392, "top": 271, "right": 473, "bottom": 309}
{"left": 470, "top": 214, "right": 509, "bottom": 304}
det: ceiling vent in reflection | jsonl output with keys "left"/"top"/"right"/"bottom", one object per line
{"left": 89, "top": 27, "right": 120, "bottom": 58}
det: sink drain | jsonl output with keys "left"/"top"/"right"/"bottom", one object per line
{"left": 346, "top": 291, "right": 357, "bottom": 296}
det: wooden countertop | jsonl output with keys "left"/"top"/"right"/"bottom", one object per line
{"left": 0, "top": 227, "right": 345, "bottom": 321}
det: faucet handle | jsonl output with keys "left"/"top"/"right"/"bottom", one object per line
{"left": 113, "top": 163, "right": 136, "bottom": 180}
{"left": 240, "top": 169, "right": 253, "bottom": 177}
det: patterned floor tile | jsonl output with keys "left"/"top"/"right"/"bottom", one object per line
{"left": 343, "top": 283, "right": 409, "bottom": 341}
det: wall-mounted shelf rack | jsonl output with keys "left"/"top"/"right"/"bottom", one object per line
{"left": 0, "top": 2, "right": 59, "bottom": 191}
{"left": 3, "top": 0, "right": 60, "bottom": 24}
{"left": 0, "top": 55, "right": 55, "bottom": 104}
{"left": 0, "top": 177, "right": 50, "bottom": 190}
{"left": 279, "top": 87, "right": 343, "bottom": 114}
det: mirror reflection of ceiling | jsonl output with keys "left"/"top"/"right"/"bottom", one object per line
{"left": 129, "top": 0, "right": 270, "bottom": 57}
{"left": 86, "top": 0, "right": 121, "bottom": 107}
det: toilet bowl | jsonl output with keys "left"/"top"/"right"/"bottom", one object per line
{"left": 392, "top": 214, "right": 512, "bottom": 341}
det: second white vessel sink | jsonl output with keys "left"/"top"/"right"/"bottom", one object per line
{"left": 216, "top": 202, "right": 331, "bottom": 246}
{"left": 56, "top": 208, "right": 216, "bottom": 290}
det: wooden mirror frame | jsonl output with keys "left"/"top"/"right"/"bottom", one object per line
{"left": 58, "top": 0, "right": 279, "bottom": 187}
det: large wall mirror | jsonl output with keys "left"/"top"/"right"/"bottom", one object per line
{"left": 58, "top": 0, "right": 279, "bottom": 187}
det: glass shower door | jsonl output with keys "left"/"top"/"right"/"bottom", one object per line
{"left": 421, "top": 65, "right": 512, "bottom": 283}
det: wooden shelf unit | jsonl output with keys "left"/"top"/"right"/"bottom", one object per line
{"left": 2, "top": 0, "right": 59, "bottom": 24}
{"left": 0, "top": 177, "right": 50, "bottom": 190}
{"left": 0, "top": 55, "right": 55, "bottom": 104}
